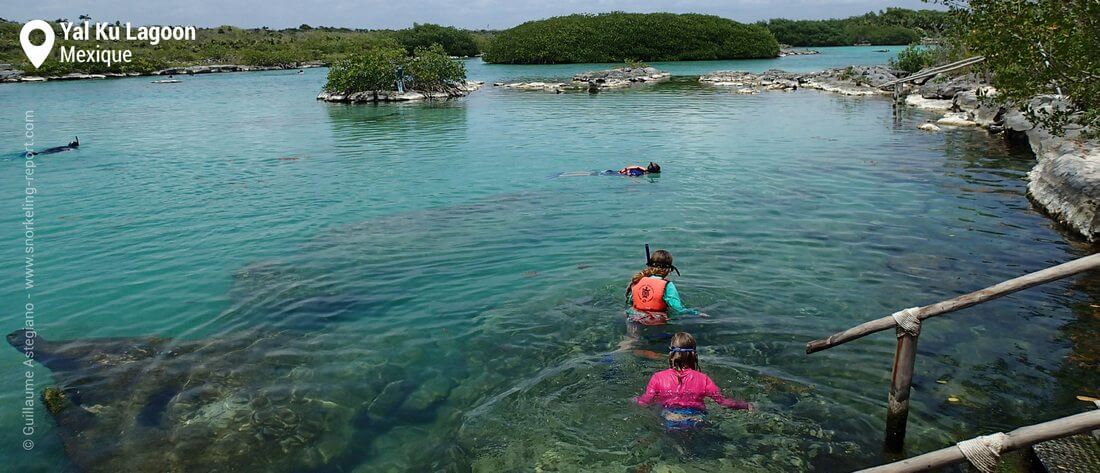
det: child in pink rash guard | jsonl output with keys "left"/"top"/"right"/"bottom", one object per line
{"left": 635, "top": 332, "right": 752, "bottom": 429}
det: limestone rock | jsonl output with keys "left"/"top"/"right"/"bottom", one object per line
{"left": 937, "top": 112, "right": 978, "bottom": 127}
{"left": 920, "top": 73, "right": 981, "bottom": 99}
{"left": 905, "top": 94, "right": 954, "bottom": 111}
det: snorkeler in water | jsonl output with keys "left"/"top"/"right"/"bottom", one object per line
{"left": 626, "top": 247, "right": 699, "bottom": 326}
{"left": 606, "top": 162, "right": 661, "bottom": 176}
{"left": 27, "top": 136, "right": 79, "bottom": 156}
{"left": 636, "top": 332, "right": 753, "bottom": 430}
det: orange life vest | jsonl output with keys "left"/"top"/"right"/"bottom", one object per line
{"left": 632, "top": 277, "right": 668, "bottom": 312}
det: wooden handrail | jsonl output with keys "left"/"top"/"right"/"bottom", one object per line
{"left": 807, "top": 253, "right": 1100, "bottom": 354}
{"left": 877, "top": 55, "right": 986, "bottom": 88}
{"left": 857, "top": 409, "right": 1100, "bottom": 472}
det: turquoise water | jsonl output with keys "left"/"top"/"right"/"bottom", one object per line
{"left": 0, "top": 46, "right": 1096, "bottom": 471}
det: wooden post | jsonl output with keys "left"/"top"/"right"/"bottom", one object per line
{"left": 885, "top": 326, "right": 919, "bottom": 452}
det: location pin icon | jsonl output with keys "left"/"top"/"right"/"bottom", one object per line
{"left": 20, "top": 20, "right": 56, "bottom": 69}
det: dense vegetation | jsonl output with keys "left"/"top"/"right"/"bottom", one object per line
{"left": 324, "top": 44, "right": 465, "bottom": 95}
{"left": 939, "top": 0, "right": 1099, "bottom": 133}
{"left": 482, "top": 12, "right": 779, "bottom": 64}
{"left": 889, "top": 45, "right": 941, "bottom": 73}
{"left": 760, "top": 8, "right": 950, "bottom": 46}
{"left": 394, "top": 23, "right": 479, "bottom": 57}
{"left": 0, "top": 19, "right": 480, "bottom": 74}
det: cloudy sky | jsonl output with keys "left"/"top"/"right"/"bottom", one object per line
{"left": 4, "top": 0, "right": 944, "bottom": 30}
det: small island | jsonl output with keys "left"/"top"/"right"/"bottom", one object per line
{"left": 482, "top": 12, "right": 778, "bottom": 64}
{"left": 317, "top": 44, "right": 480, "bottom": 103}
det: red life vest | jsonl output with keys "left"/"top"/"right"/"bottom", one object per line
{"left": 632, "top": 277, "right": 668, "bottom": 312}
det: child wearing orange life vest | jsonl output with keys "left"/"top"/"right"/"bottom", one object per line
{"left": 626, "top": 248, "right": 700, "bottom": 325}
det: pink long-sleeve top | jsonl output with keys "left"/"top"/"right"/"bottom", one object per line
{"left": 635, "top": 368, "right": 751, "bottom": 411}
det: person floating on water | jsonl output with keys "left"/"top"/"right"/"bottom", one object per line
{"left": 626, "top": 246, "right": 700, "bottom": 326}
{"left": 636, "top": 332, "right": 753, "bottom": 430}
{"left": 27, "top": 136, "right": 79, "bottom": 156}
{"left": 602, "top": 161, "right": 660, "bottom": 176}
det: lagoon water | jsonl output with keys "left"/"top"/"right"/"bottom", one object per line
{"left": 0, "top": 47, "right": 1096, "bottom": 471}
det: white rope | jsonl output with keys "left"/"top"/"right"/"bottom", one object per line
{"left": 956, "top": 432, "right": 1010, "bottom": 473}
{"left": 891, "top": 307, "right": 922, "bottom": 336}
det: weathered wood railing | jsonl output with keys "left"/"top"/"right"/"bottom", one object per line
{"left": 877, "top": 55, "right": 986, "bottom": 89}
{"left": 805, "top": 253, "right": 1100, "bottom": 453}
{"left": 858, "top": 409, "right": 1100, "bottom": 472}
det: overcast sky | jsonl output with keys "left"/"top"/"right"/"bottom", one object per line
{"left": 3, "top": 0, "right": 944, "bottom": 30}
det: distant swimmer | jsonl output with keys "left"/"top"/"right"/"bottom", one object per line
{"left": 28, "top": 136, "right": 79, "bottom": 156}
{"left": 553, "top": 162, "right": 661, "bottom": 179}
{"left": 607, "top": 161, "right": 661, "bottom": 176}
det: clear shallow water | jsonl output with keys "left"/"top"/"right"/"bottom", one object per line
{"left": 0, "top": 47, "right": 1096, "bottom": 471}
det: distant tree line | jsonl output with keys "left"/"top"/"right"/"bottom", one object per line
{"left": 0, "top": 20, "right": 482, "bottom": 74}
{"left": 1, "top": 9, "right": 957, "bottom": 74}
{"left": 482, "top": 12, "right": 779, "bottom": 64}
{"left": 759, "top": 8, "right": 951, "bottom": 46}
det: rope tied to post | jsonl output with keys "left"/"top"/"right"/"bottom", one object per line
{"left": 956, "top": 432, "right": 1010, "bottom": 473}
{"left": 890, "top": 307, "right": 921, "bottom": 336}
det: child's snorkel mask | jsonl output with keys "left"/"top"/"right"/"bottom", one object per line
{"left": 645, "top": 244, "right": 680, "bottom": 276}
{"left": 669, "top": 347, "right": 696, "bottom": 353}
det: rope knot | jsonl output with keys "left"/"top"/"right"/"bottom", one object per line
{"left": 891, "top": 307, "right": 922, "bottom": 336}
{"left": 956, "top": 432, "right": 1010, "bottom": 473}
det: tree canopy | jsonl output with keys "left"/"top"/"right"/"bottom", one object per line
{"left": 394, "top": 23, "right": 479, "bottom": 57}
{"left": 483, "top": 12, "right": 779, "bottom": 64}
{"left": 324, "top": 43, "right": 466, "bottom": 95}
{"left": 938, "top": 0, "right": 1099, "bottom": 133}
{"left": 759, "top": 8, "right": 950, "bottom": 46}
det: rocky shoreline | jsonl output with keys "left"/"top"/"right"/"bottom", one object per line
{"left": 701, "top": 65, "right": 898, "bottom": 96}
{"left": 701, "top": 66, "right": 1097, "bottom": 241}
{"left": 494, "top": 66, "right": 670, "bottom": 93}
{"left": 0, "top": 63, "right": 325, "bottom": 83}
{"left": 317, "top": 81, "right": 484, "bottom": 103}
{"left": 779, "top": 46, "right": 820, "bottom": 57}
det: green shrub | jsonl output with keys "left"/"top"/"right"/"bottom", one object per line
{"left": 404, "top": 44, "right": 467, "bottom": 92}
{"left": 890, "top": 45, "right": 937, "bottom": 74}
{"left": 324, "top": 44, "right": 465, "bottom": 95}
{"left": 941, "top": 0, "right": 1100, "bottom": 134}
{"left": 483, "top": 12, "right": 779, "bottom": 64}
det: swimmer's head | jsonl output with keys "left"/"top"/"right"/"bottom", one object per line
{"left": 646, "top": 162, "right": 661, "bottom": 174}
{"left": 669, "top": 332, "right": 698, "bottom": 372}
{"left": 647, "top": 249, "right": 674, "bottom": 277}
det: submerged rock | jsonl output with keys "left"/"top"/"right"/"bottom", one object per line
{"left": 6, "top": 329, "right": 358, "bottom": 473}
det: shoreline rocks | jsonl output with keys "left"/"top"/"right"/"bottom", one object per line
{"left": 317, "top": 81, "right": 483, "bottom": 103}
{"left": 0, "top": 63, "right": 326, "bottom": 84}
{"left": 700, "top": 66, "right": 897, "bottom": 96}
{"left": 779, "top": 46, "right": 820, "bottom": 57}
{"left": 495, "top": 66, "right": 669, "bottom": 93}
